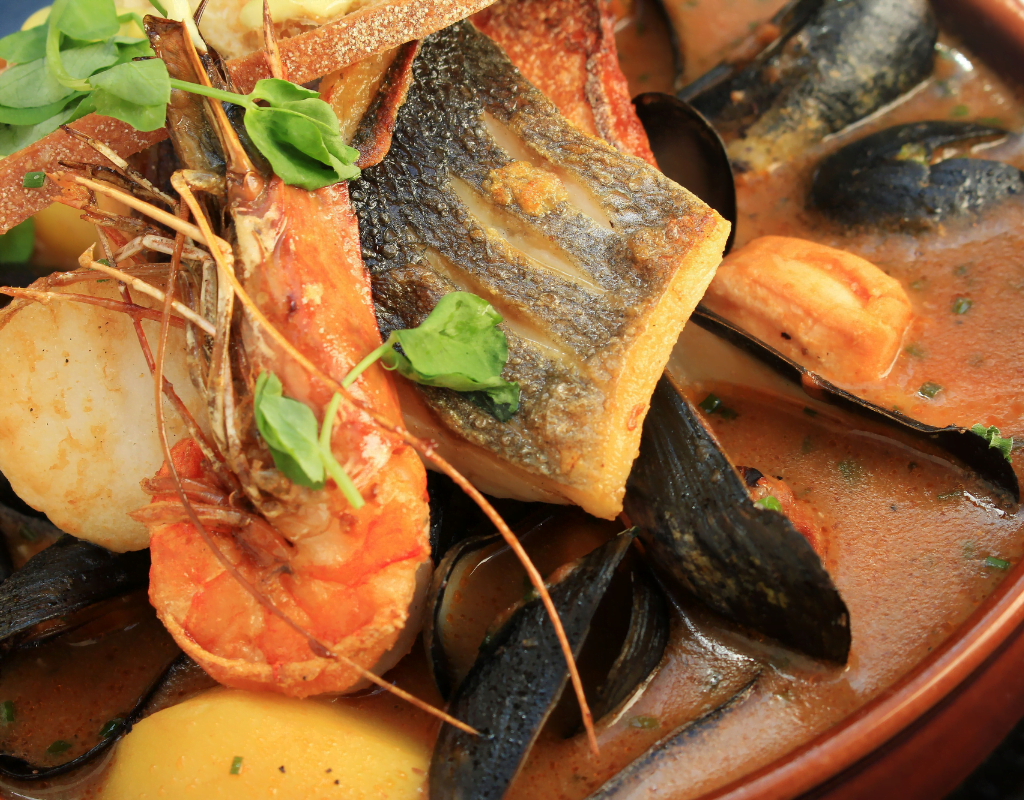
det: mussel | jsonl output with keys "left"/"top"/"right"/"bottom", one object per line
{"left": 424, "top": 510, "right": 668, "bottom": 705}
{"left": 429, "top": 530, "right": 645, "bottom": 799}
{"left": 633, "top": 92, "right": 736, "bottom": 254}
{"left": 0, "top": 535, "right": 180, "bottom": 779}
{"left": 677, "top": 0, "right": 938, "bottom": 171}
{"left": 811, "top": 121, "right": 1024, "bottom": 230}
{"left": 625, "top": 375, "right": 851, "bottom": 663}
{"left": 688, "top": 305, "right": 1021, "bottom": 503}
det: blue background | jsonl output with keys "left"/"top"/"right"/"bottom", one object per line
{"left": 2, "top": 0, "right": 50, "bottom": 38}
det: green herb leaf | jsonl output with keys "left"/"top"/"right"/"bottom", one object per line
{"left": 46, "top": 739, "right": 72, "bottom": 756}
{"left": 22, "top": 171, "right": 46, "bottom": 189}
{"left": 0, "top": 218, "right": 34, "bottom": 264}
{"left": 243, "top": 78, "right": 360, "bottom": 190}
{"left": 230, "top": 756, "right": 244, "bottom": 775}
{"left": 629, "top": 716, "right": 660, "bottom": 730}
{"left": 0, "top": 701, "right": 14, "bottom": 726}
{"left": 698, "top": 393, "right": 721, "bottom": 413}
{"left": 937, "top": 489, "right": 962, "bottom": 501}
{"left": 0, "top": 25, "right": 48, "bottom": 65}
{"left": 98, "top": 717, "right": 123, "bottom": 738}
{"left": 971, "top": 424, "right": 1014, "bottom": 463}
{"left": 985, "top": 556, "right": 1011, "bottom": 570}
{"left": 49, "top": 0, "right": 120, "bottom": 41}
{"left": 253, "top": 372, "right": 325, "bottom": 490}
{"left": 918, "top": 382, "right": 943, "bottom": 399}
{"left": 754, "top": 496, "right": 783, "bottom": 512}
{"left": 88, "top": 59, "right": 171, "bottom": 131}
{"left": 344, "top": 292, "right": 520, "bottom": 420}
{"left": 952, "top": 297, "right": 972, "bottom": 315}
{"left": 950, "top": 103, "right": 970, "bottom": 118}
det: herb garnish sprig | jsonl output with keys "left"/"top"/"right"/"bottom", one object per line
{"left": 0, "top": 0, "right": 359, "bottom": 188}
{"left": 253, "top": 293, "right": 521, "bottom": 499}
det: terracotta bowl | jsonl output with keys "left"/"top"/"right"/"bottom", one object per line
{"left": 700, "top": 6, "right": 1024, "bottom": 796}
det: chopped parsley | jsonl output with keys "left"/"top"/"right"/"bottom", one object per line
{"left": 230, "top": 756, "right": 244, "bottom": 775}
{"left": 918, "top": 382, "right": 943, "bottom": 399}
{"left": 754, "top": 496, "right": 783, "bottom": 512}
{"left": 629, "top": 716, "right": 660, "bottom": 730}
{"left": 46, "top": 740, "right": 72, "bottom": 756}
{"left": 952, "top": 297, "right": 973, "bottom": 315}
{"left": 22, "top": 171, "right": 45, "bottom": 188}
{"left": 985, "top": 556, "right": 1011, "bottom": 570}
{"left": 0, "top": 701, "right": 14, "bottom": 726}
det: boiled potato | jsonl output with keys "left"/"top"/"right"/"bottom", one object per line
{"left": 99, "top": 689, "right": 430, "bottom": 799}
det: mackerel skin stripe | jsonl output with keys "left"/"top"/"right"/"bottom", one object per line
{"left": 351, "top": 21, "right": 730, "bottom": 519}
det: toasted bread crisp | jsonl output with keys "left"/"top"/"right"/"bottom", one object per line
{"left": 352, "top": 22, "right": 730, "bottom": 519}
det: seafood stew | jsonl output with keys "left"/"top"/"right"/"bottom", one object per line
{"left": 0, "top": 0, "right": 1021, "bottom": 798}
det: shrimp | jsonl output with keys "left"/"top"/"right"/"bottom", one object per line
{"left": 100, "top": 21, "right": 433, "bottom": 696}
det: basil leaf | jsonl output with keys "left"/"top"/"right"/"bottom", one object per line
{"left": 381, "top": 292, "right": 521, "bottom": 418}
{"left": 88, "top": 59, "right": 171, "bottom": 131}
{"left": 49, "top": 0, "right": 120, "bottom": 41}
{"left": 0, "top": 218, "right": 35, "bottom": 264}
{"left": 253, "top": 372, "right": 325, "bottom": 490}
{"left": 243, "top": 78, "right": 360, "bottom": 191}
{"left": 0, "top": 26, "right": 48, "bottom": 65}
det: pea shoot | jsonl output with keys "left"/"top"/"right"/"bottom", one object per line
{"left": 971, "top": 424, "right": 1014, "bottom": 463}
{"left": 254, "top": 292, "right": 520, "bottom": 497}
{"left": 342, "top": 292, "right": 521, "bottom": 422}
{"left": 0, "top": 0, "right": 359, "bottom": 189}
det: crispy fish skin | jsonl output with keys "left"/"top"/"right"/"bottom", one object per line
{"left": 473, "top": 0, "right": 656, "bottom": 165}
{"left": 350, "top": 22, "right": 730, "bottom": 519}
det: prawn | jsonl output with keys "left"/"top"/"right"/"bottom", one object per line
{"left": 0, "top": 9, "right": 599, "bottom": 748}
{"left": 120, "top": 19, "right": 434, "bottom": 699}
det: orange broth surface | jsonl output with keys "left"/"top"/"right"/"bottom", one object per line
{"left": 6, "top": 2, "right": 1024, "bottom": 800}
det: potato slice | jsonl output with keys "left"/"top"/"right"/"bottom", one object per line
{"left": 702, "top": 235, "right": 912, "bottom": 384}
{"left": 99, "top": 689, "right": 430, "bottom": 799}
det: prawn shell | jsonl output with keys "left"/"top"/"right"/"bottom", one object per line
{"left": 429, "top": 530, "right": 635, "bottom": 800}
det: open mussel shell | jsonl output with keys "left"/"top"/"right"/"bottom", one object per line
{"left": 625, "top": 375, "right": 851, "bottom": 663}
{"left": 690, "top": 305, "right": 1021, "bottom": 503}
{"left": 811, "top": 120, "right": 1024, "bottom": 229}
{"left": 0, "top": 536, "right": 180, "bottom": 779}
{"left": 633, "top": 92, "right": 736, "bottom": 254}
{"left": 429, "top": 531, "right": 637, "bottom": 800}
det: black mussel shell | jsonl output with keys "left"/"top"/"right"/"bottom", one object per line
{"left": 811, "top": 121, "right": 1024, "bottom": 229}
{"left": 0, "top": 536, "right": 180, "bottom": 779}
{"left": 681, "top": 0, "right": 937, "bottom": 169}
{"left": 0, "top": 536, "right": 149, "bottom": 650}
{"left": 625, "top": 375, "right": 851, "bottom": 663}
{"left": 425, "top": 471, "right": 543, "bottom": 564}
{"left": 430, "top": 531, "right": 636, "bottom": 800}
{"left": 690, "top": 305, "right": 1020, "bottom": 504}
{"left": 587, "top": 676, "right": 759, "bottom": 799}
{"left": 586, "top": 561, "right": 669, "bottom": 724}
{"left": 633, "top": 92, "right": 737, "bottom": 254}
